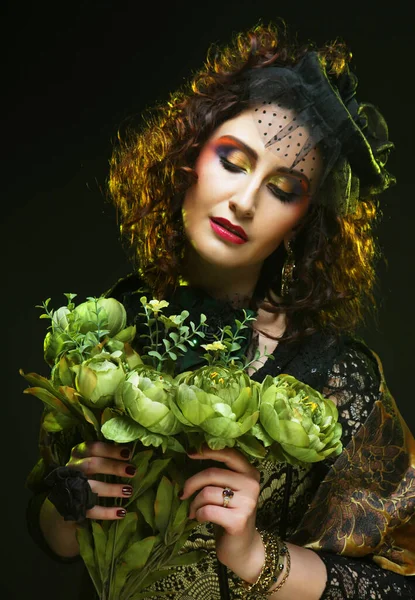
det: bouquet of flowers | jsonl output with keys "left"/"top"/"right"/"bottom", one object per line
{"left": 21, "top": 292, "right": 343, "bottom": 600}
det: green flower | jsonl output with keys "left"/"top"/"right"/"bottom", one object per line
{"left": 43, "top": 329, "right": 74, "bottom": 366}
{"left": 72, "top": 297, "right": 127, "bottom": 338}
{"left": 172, "top": 365, "right": 260, "bottom": 450}
{"left": 52, "top": 306, "right": 70, "bottom": 330}
{"left": 256, "top": 374, "right": 343, "bottom": 464}
{"left": 115, "top": 367, "right": 182, "bottom": 437}
{"left": 72, "top": 353, "right": 126, "bottom": 409}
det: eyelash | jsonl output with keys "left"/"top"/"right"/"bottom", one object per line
{"left": 219, "top": 156, "right": 299, "bottom": 204}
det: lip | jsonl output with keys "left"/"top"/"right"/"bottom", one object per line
{"left": 209, "top": 217, "right": 248, "bottom": 244}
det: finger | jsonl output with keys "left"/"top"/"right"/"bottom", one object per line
{"left": 181, "top": 467, "right": 258, "bottom": 500}
{"left": 188, "top": 485, "right": 243, "bottom": 518}
{"left": 71, "top": 441, "right": 132, "bottom": 461}
{"left": 188, "top": 446, "right": 259, "bottom": 480}
{"left": 88, "top": 480, "right": 133, "bottom": 499}
{"left": 191, "top": 503, "right": 250, "bottom": 535}
{"left": 67, "top": 455, "right": 137, "bottom": 479}
{"left": 85, "top": 505, "right": 128, "bottom": 521}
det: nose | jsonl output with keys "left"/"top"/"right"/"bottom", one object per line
{"left": 228, "top": 178, "right": 260, "bottom": 218}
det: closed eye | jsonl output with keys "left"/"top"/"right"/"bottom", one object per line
{"left": 219, "top": 156, "right": 247, "bottom": 173}
{"left": 267, "top": 183, "right": 299, "bottom": 203}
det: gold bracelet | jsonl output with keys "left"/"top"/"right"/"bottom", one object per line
{"left": 238, "top": 530, "right": 289, "bottom": 596}
{"left": 243, "top": 530, "right": 278, "bottom": 591}
{"left": 264, "top": 542, "right": 291, "bottom": 596}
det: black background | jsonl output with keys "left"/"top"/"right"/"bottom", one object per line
{"left": 2, "top": 1, "right": 414, "bottom": 598}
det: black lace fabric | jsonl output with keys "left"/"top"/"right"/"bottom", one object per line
{"left": 318, "top": 553, "right": 415, "bottom": 599}
{"left": 322, "top": 346, "right": 382, "bottom": 449}
{"left": 25, "top": 328, "right": 415, "bottom": 599}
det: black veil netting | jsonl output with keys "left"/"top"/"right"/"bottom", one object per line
{"left": 243, "top": 51, "right": 396, "bottom": 215}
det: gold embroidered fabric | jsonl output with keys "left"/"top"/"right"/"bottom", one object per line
{"left": 290, "top": 349, "right": 415, "bottom": 577}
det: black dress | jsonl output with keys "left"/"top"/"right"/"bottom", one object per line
{"left": 25, "top": 277, "right": 415, "bottom": 599}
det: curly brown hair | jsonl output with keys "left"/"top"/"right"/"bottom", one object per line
{"left": 107, "top": 19, "right": 383, "bottom": 342}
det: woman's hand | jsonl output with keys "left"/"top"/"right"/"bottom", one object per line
{"left": 180, "top": 445, "right": 265, "bottom": 581}
{"left": 66, "top": 441, "right": 136, "bottom": 520}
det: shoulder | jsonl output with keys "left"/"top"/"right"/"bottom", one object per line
{"left": 323, "top": 333, "right": 382, "bottom": 394}
{"left": 277, "top": 330, "right": 381, "bottom": 393}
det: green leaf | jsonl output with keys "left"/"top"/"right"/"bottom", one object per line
{"left": 170, "top": 528, "right": 198, "bottom": 558}
{"left": 136, "top": 487, "right": 156, "bottom": 530}
{"left": 80, "top": 403, "right": 101, "bottom": 435}
{"left": 236, "top": 434, "right": 268, "bottom": 458}
{"left": 148, "top": 351, "right": 163, "bottom": 360}
{"left": 126, "top": 457, "right": 171, "bottom": 507}
{"left": 22, "top": 384, "right": 72, "bottom": 416}
{"left": 101, "top": 416, "right": 144, "bottom": 443}
{"left": 131, "top": 450, "right": 153, "bottom": 478}
{"left": 122, "top": 536, "right": 157, "bottom": 570}
{"left": 112, "top": 563, "right": 131, "bottom": 597}
{"left": 42, "top": 410, "right": 77, "bottom": 433}
{"left": 167, "top": 351, "right": 177, "bottom": 360}
{"left": 154, "top": 476, "right": 173, "bottom": 536}
{"left": 134, "top": 570, "right": 174, "bottom": 596}
{"left": 166, "top": 436, "right": 186, "bottom": 453}
{"left": 168, "top": 497, "right": 190, "bottom": 539}
{"left": 20, "top": 369, "right": 78, "bottom": 411}
{"left": 76, "top": 524, "right": 102, "bottom": 597}
{"left": 92, "top": 521, "right": 107, "bottom": 586}
{"left": 105, "top": 512, "right": 138, "bottom": 568}
{"left": 169, "top": 332, "right": 179, "bottom": 343}
{"left": 59, "top": 386, "right": 85, "bottom": 416}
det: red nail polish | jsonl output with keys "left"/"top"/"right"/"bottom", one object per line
{"left": 122, "top": 486, "right": 133, "bottom": 496}
{"left": 125, "top": 466, "right": 136, "bottom": 476}
{"left": 120, "top": 448, "right": 130, "bottom": 459}
{"left": 116, "top": 509, "right": 126, "bottom": 518}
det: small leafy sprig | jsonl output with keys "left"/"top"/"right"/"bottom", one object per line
{"left": 201, "top": 309, "right": 274, "bottom": 371}
{"left": 37, "top": 293, "right": 112, "bottom": 363}
{"left": 138, "top": 297, "right": 206, "bottom": 373}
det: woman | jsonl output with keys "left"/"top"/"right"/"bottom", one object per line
{"left": 26, "top": 21, "right": 415, "bottom": 599}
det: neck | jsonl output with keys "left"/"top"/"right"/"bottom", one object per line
{"left": 181, "top": 246, "right": 262, "bottom": 307}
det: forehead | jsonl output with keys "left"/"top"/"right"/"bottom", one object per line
{"left": 210, "top": 105, "right": 323, "bottom": 189}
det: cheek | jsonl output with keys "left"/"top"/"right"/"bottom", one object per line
{"left": 258, "top": 198, "right": 310, "bottom": 253}
{"left": 183, "top": 152, "right": 229, "bottom": 216}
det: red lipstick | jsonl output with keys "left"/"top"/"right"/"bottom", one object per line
{"left": 210, "top": 217, "right": 248, "bottom": 245}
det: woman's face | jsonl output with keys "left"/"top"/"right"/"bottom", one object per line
{"left": 182, "top": 105, "right": 324, "bottom": 272}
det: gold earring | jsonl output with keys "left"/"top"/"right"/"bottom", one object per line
{"left": 280, "top": 240, "right": 295, "bottom": 297}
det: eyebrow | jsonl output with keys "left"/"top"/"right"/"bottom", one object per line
{"left": 215, "top": 134, "right": 311, "bottom": 189}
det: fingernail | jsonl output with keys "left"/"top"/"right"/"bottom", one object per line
{"left": 116, "top": 509, "right": 127, "bottom": 518}
{"left": 125, "top": 466, "right": 136, "bottom": 476}
{"left": 122, "top": 486, "right": 133, "bottom": 496}
{"left": 120, "top": 448, "right": 130, "bottom": 459}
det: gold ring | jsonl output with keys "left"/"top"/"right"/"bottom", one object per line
{"left": 222, "top": 487, "right": 234, "bottom": 508}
